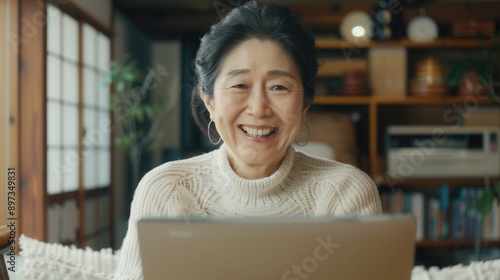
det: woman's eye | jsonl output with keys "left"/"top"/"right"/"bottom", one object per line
{"left": 271, "top": 85, "right": 288, "bottom": 91}
{"left": 231, "top": 84, "right": 248, "bottom": 89}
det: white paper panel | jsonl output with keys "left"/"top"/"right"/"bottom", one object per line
{"left": 46, "top": 55, "right": 61, "bottom": 100}
{"left": 98, "top": 34, "right": 110, "bottom": 72}
{"left": 85, "top": 112, "right": 101, "bottom": 147}
{"left": 83, "top": 108, "right": 97, "bottom": 146}
{"left": 83, "top": 147, "right": 97, "bottom": 189}
{"left": 83, "top": 68, "right": 97, "bottom": 106}
{"left": 62, "top": 14, "right": 78, "bottom": 62}
{"left": 63, "top": 147, "right": 79, "bottom": 192}
{"left": 47, "top": 148, "right": 62, "bottom": 195}
{"left": 97, "top": 148, "right": 110, "bottom": 187}
{"left": 62, "top": 61, "right": 78, "bottom": 104}
{"left": 47, "top": 5, "right": 61, "bottom": 55}
{"left": 46, "top": 101, "right": 62, "bottom": 146}
{"left": 98, "top": 74, "right": 110, "bottom": 109}
{"left": 62, "top": 104, "right": 79, "bottom": 147}
{"left": 83, "top": 24, "right": 97, "bottom": 67}
{"left": 97, "top": 110, "right": 111, "bottom": 146}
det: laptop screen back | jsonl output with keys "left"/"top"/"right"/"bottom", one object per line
{"left": 138, "top": 215, "right": 415, "bottom": 280}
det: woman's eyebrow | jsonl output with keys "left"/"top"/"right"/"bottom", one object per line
{"left": 268, "top": 70, "right": 291, "bottom": 77}
{"left": 268, "top": 70, "right": 297, "bottom": 81}
{"left": 225, "top": 69, "right": 250, "bottom": 78}
{"left": 223, "top": 69, "right": 297, "bottom": 80}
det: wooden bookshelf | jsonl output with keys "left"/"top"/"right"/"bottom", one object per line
{"left": 313, "top": 36, "right": 500, "bottom": 248}
{"left": 313, "top": 95, "right": 371, "bottom": 105}
{"left": 377, "top": 177, "right": 500, "bottom": 188}
{"left": 314, "top": 95, "right": 498, "bottom": 106}
{"left": 315, "top": 38, "right": 499, "bottom": 50}
{"left": 314, "top": 95, "right": 499, "bottom": 178}
{"left": 417, "top": 239, "right": 500, "bottom": 247}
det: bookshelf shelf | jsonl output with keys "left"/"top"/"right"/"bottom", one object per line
{"left": 313, "top": 96, "right": 498, "bottom": 106}
{"left": 376, "top": 177, "right": 500, "bottom": 188}
{"left": 315, "top": 38, "right": 499, "bottom": 50}
{"left": 417, "top": 239, "right": 500, "bottom": 247}
{"left": 313, "top": 95, "right": 371, "bottom": 105}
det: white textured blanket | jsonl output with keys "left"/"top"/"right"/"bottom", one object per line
{"left": 12, "top": 235, "right": 500, "bottom": 280}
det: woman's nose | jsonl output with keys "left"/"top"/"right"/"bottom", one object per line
{"left": 245, "top": 87, "right": 272, "bottom": 117}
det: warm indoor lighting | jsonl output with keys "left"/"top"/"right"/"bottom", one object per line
{"left": 351, "top": 25, "right": 366, "bottom": 37}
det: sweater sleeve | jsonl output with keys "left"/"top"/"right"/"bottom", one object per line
{"left": 114, "top": 165, "right": 205, "bottom": 280}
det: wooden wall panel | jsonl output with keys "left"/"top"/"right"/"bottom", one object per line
{"left": 0, "top": 0, "right": 6, "bottom": 226}
{"left": 19, "top": 0, "right": 46, "bottom": 241}
{"left": 0, "top": 0, "right": 19, "bottom": 228}
{"left": 9, "top": 0, "right": 19, "bottom": 233}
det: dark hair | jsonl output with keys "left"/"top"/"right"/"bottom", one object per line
{"left": 191, "top": 0, "right": 318, "bottom": 138}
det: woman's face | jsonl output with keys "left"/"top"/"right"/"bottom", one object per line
{"left": 202, "top": 38, "right": 309, "bottom": 178}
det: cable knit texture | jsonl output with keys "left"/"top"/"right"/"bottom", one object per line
{"left": 114, "top": 144, "right": 382, "bottom": 279}
{"left": 18, "top": 235, "right": 119, "bottom": 280}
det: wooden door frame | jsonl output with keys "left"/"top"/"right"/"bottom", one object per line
{"left": 19, "top": 0, "right": 47, "bottom": 241}
{"left": 0, "top": 0, "right": 20, "bottom": 230}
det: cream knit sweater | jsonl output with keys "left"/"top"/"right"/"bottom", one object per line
{"left": 115, "top": 144, "right": 382, "bottom": 279}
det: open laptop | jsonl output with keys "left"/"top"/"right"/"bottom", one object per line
{"left": 138, "top": 215, "right": 416, "bottom": 280}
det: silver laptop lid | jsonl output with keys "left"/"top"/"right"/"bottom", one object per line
{"left": 138, "top": 215, "right": 415, "bottom": 280}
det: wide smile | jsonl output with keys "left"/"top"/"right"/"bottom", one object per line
{"left": 239, "top": 125, "right": 277, "bottom": 138}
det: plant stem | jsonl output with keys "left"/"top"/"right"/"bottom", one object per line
{"left": 129, "top": 145, "right": 141, "bottom": 190}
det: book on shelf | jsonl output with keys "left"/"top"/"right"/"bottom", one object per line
{"left": 380, "top": 185, "right": 500, "bottom": 241}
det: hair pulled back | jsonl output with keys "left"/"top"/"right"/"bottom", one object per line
{"left": 191, "top": 0, "right": 318, "bottom": 138}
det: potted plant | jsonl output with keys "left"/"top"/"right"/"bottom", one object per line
{"left": 103, "top": 55, "right": 170, "bottom": 196}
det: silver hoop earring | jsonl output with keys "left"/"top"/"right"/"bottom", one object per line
{"left": 295, "top": 122, "right": 309, "bottom": 147}
{"left": 207, "top": 120, "right": 222, "bottom": 145}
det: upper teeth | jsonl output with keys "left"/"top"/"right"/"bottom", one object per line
{"left": 242, "top": 126, "right": 274, "bottom": 136}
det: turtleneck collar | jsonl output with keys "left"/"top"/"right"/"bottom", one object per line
{"left": 212, "top": 143, "right": 295, "bottom": 205}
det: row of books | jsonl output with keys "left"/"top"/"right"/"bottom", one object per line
{"left": 380, "top": 186, "right": 500, "bottom": 241}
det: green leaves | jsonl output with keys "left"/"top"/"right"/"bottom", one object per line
{"left": 475, "top": 183, "right": 500, "bottom": 216}
{"left": 115, "top": 133, "right": 135, "bottom": 150}
{"left": 104, "top": 54, "right": 166, "bottom": 122}
{"left": 143, "top": 104, "right": 154, "bottom": 119}
{"left": 476, "top": 190, "right": 494, "bottom": 216}
{"left": 494, "top": 182, "right": 500, "bottom": 202}
{"left": 103, "top": 55, "right": 145, "bottom": 97}
{"left": 103, "top": 54, "right": 168, "bottom": 165}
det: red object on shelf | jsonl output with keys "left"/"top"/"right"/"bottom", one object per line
{"left": 453, "top": 20, "right": 495, "bottom": 38}
{"left": 456, "top": 71, "right": 489, "bottom": 97}
{"left": 340, "top": 70, "right": 368, "bottom": 96}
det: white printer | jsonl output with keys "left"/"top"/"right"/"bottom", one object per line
{"left": 386, "top": 126, "right": 500, "bottom": 178}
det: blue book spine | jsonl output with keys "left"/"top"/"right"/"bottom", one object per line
{"left": 438, "top": 185, "right": 450, "bottom": 239}
{"left": 454, "top": 187, "right": 467, "bottom": 239}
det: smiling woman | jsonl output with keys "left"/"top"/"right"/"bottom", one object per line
{"left": 202, "top": 39, "right": 306, "bottom": 179}
{"left": 115, "top": 1, "right": 382, "bottom": 279}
